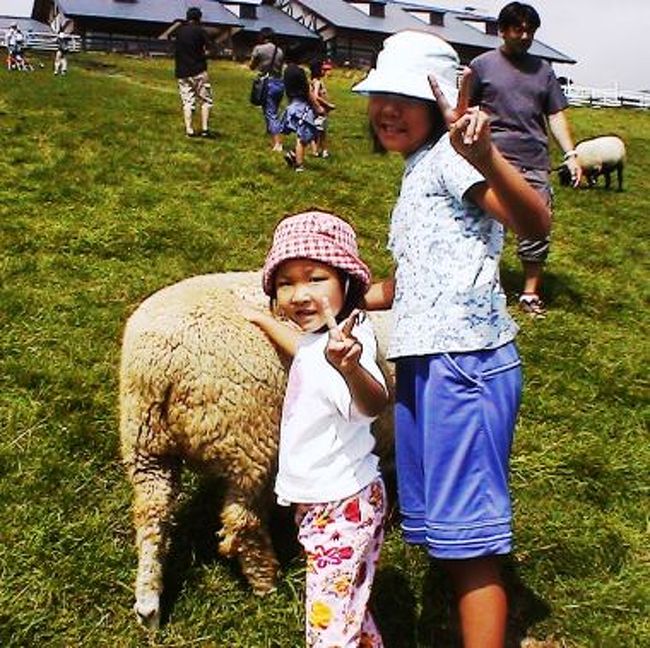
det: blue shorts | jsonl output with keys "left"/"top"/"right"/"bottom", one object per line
{"left": 394, "top": 342, "right": 522, "bottom": 560}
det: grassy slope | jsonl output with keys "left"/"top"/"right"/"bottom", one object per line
{"left": 0, "top": 52, "right": 647, "bottom": 647}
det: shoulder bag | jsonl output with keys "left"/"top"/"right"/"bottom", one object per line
{"left": 250, "top": 45, "right": 278, "bottom": 106}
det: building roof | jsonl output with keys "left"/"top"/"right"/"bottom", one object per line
{"left": 56, "top": 0, "right": 241, "bottom": 28}
{"left": 230, "top": 4, "right": 319, "bottom": 39}
{"left": 294, "top": 0, "right": 429, "bottom": 35}
{"left": 0, "top": 15, "right": 50, "bottom": 32}
{"left": 42, "top": 0, "right": 576, "bottom": 64}
{"left": 390, "top": 1, "right": 575, "bottom": 64}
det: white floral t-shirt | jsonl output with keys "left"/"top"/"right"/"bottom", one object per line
{"left": 387, "top": 134, "right": 518, "bottom": 358}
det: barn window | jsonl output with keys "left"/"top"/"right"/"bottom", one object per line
{"left": 240, "top": 4, "right": 256, "bottom": 19}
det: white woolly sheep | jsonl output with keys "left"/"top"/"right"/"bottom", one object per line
{"left": 119, "top": 271, "right": 393, "bottom": 629}
{"left": 558, "top": 135, "right": 626, "bottom": 190}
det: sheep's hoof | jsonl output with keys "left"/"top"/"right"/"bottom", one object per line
{"left": 134, "top": 594, "right": 161, "bottom": 630}
{"left": 218, "top": 535, "right": 239, "bottom": 558}
{"left": 252, "top": 583, "right": 277, "bottom": 597}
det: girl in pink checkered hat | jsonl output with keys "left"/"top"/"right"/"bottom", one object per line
{"left": 244, "top": 210, "right": 389, "bottom": 647}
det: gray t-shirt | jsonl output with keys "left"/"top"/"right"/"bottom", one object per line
{"left": 469, "top": 49, "right": 568, "bottom": 170}
{"left": 250, "top": 42, "right": 284, "bottom": 77}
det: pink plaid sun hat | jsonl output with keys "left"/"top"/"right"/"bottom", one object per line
{"left": 262, "top": 211, "right": 371, "bottom": 295}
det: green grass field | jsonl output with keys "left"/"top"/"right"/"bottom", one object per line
{"left": 0, "top": 51, "right": 648, "bottom": 647}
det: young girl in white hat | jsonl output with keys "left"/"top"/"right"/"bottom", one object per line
{"left": 245, "top": 210, "right": 389, "bottom": 647}
{"left": 353, "top": 30, "right": 551, "bottom": 647}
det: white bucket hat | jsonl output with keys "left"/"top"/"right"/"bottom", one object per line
{"left": 352, "top": 30, "right": 460, "bottom": 105}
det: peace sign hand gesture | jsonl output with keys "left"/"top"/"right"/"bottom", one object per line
{"left": 321, "top": 297, "right": 363, "bottom": 375}
{"left": 428, "top": 68, "right": 492, "bottom": 167}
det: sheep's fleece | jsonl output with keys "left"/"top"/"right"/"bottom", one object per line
{"left": 119, "top": 271, "right": 393, "bottom": 629}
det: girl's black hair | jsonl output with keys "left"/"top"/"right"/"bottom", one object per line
{"left": 336, "top": 271, "right": 366, "bottom": 322}
{"left": 369, "top": 98, "right": 447, "bottom": 154}
{"left": 310, "top": 59, "right": 323, "bottom": 78}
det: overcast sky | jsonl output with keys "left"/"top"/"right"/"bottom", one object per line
{"left": 7, "top": 0, "right": 650, "bottom": 91}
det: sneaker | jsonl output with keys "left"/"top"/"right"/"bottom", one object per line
{"left": 185, "top": 130, "right": 195, "bottom": 138}
{"left": 284, "top": 151, "right": 296, "bottom": 168}
{"left": 295, "top": 165, "right": 305, "bottom": 173}
{"left": 272, "top": 143, "right": 283, "bottom": 152}
{"left": 320, "top": 150, "right": 330, "bottom": 159}
{"left": 199, "top": 130, "right": 217, "bottom": 139}
{"left": 518, "top": 294, "right": 547, "bottom": 318}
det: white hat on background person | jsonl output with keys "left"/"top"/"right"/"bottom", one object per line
{"left": 353, "top": 30, "right": 460, "bottom": 105}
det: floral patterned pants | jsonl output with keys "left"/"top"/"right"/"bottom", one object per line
{"left": 295, "top": 478, "right": 386, "bottom": 647}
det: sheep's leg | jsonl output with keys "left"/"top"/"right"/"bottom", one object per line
{"left": 219, "top": 486, "right": 279, "bottom": 596}
{"left": 604, "top": 169, "right": 612, "bottom": 189}
{"left": 131, "top": 456, "right": 180, "bottom": 629}
{"left": 617, "top": 164, "right": 624, "bottom": 191}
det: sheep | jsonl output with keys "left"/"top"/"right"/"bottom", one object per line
{"left": 119, "top": 271, "right": 393, "bottom": 629}
{"left": 557, "top": 135, "right": 626, "bottom": 190}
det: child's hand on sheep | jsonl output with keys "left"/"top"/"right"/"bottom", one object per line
{"left": 241, "top": 304, "right": 303, "bottom": 359}
{"left": 240, "top": 304, "right": 270, "bottom": 326}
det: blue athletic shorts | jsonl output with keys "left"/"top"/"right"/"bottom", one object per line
{"left": 394, "top": 342, "right": 522, "bottom": 560}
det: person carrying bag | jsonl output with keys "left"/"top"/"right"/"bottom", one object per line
{"left": 250, "top": 43, "right": 278, "bottom": 106}
{"left": 249, "top": 28, "right": 285, "bottom": 151}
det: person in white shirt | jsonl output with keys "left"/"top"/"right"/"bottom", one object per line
{"left": 54, "top": 29, "right": 69, "bottom": 75}
{"left": 244, "top": 210, "right": 389, "bottom": 647}
{"left": 5, "top": 22, "right": 24, "bottom": 70}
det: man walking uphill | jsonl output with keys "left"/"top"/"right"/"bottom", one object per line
{"left": 173, "top": 7, "right": 214, "bottom": 138}
{"left": 469, "top": 2, "right": 581, "bottom": 318}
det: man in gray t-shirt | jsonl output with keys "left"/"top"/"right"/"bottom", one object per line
{"left": 470, "top": 2, "right": 581, "bottom": 318}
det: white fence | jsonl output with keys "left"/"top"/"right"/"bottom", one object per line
{"left": 563, "top": 84, "right": 650, "bottom": 110}
{"left": 1, "top": 30, "right": 82, "bottom": 52}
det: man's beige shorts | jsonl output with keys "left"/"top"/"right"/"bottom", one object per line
{"left": 177, "top": 71, "right": 213, "bottom": 111}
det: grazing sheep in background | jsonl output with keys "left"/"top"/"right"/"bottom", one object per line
{"left": 557, "top": 135, "right": 626, "bottom": 190}
{"left": 119, "top": 271, "right": 393, "bottom": 629}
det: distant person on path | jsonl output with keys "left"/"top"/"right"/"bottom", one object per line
{"left": 249, "top": 27, "right": 285, "bottom": 152}
{"left": 469, "top": 2, "right": 581, "bottom": 318}
{"left": 173, "top": 7, "right": 214, "bottom": 138}
{"left": 309, "top": 59, "right": 336, "bottom": 158}
{"left": 54, "top": 29, "right": 69, "bottom": 75}
{"left": 353, "top": 30, "right": 550, "bottom": 647}
{"left": 244, "top": 210, "right": 389, "bottom": 647}
{"left": 5, "top": 22, "right": 25, "bottom": 71}
{"left": 281, "top": 44, "right": 319, "bottom": 172}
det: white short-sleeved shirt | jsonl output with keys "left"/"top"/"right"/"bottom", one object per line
{"left": 275, "top": 317, "right": 386, "bottom": 505}
{"left": 387, "top": 134, "right": 518, "bottom": 358}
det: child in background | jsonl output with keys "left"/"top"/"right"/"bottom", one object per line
{"left": 281, "top": 45, "right": 319, "bottom": 172}
{"left": 54, "top": 29, "right": 69, "bottom": 75}
{"left": 245, "top": 210, "right": 389, "bottom": 647}
{"left": 309, "top": 59, "right": 336, "bottom": 158}
{"left": 353, "top": 31, "right": 550, "bottom": 648}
